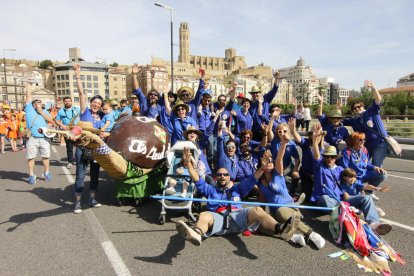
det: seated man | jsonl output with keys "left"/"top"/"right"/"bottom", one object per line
{"left": 175, "top": 147, "right": 301, "bottom": 246}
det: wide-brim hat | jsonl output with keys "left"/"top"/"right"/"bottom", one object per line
{"left": 130, "top": 94, "right": 137, "bottom": 98}
{"left": 177, "top": 86, "right": 194, "bottom": 98}
{"left": 110, "top": 100, "right": 119, "bottom": 106}
{"left": 322, "top": 146, "right": 338, "bottom": 156}
{"left": 172, "top": 100, "right": 190, "bottom": 113}
{"left": 183, "top": 126, "right": 202, "bottom": 138}
{"left": 328, "top": 109, "right": 344, "bottom": 118}
{"left": 248, "top": 85, "right": 262, "bottom": 94}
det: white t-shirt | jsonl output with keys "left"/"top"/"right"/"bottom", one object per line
{"left": 303, "top": 107, "right": 311, "bottom": 120}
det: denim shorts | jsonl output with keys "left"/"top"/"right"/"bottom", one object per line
{"left": 204, "top": 208, "right": 260, "bottom": 237}
{"left": 26, "top": 137, "right": 50, "bottom": 159}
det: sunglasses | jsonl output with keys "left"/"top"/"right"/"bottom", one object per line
{"left": 181, "top": 93, "right": 190, "bottom": 97}
{"left": 216, "top": 173, "right": 229, "bottom": 177}
{"left": 353, "top": 105, "right": 363, "bottom": 110}
{"left": 323, "top": 155, "right": 336, "bottom": 159}
{"left": 148, "top": 93, "right": 158, "bottom": 97}
{"left": 278, "top": 130, "right": 288, "bottom": 134}
{"left": 176, "top": 107, "right": 186, "bottom": 111}
{"left": 35, "top": 100, "right": 42, "bottom": 104}
{"left": 226, "top": 145, "right": 236, "bottom": 149}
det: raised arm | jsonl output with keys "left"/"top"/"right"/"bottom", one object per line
{"left": 132, "top": 64, "right": 140, "bottom": 91}
{"left": 163, "top": 90, "right": 172, "bottom": 116}
{"left": 364, "top": 80, "right": 381, "bottom": 105}
{"left": 267, "top": 109, "right": 278, "bottom": 141}
{"left": 311, "top": 124, "right": 323, "bottom": 160}
{"left": 259, "top": 123, "right": 269, "bottom": 149}
{"left": 182, "top": 147, "right": 199, "bottom": 182}
{"left": 292, "top": 98, "right": 297, "bottom": 115}
{"left": 316, "top": 93, "right": 323, "bottom": 117}
{"left": 263, "top": 71, "right": 280, "bottom": 103}
{"left": 288, "top": 117, "right": 301, "bottom": 143}
{"left": 25, "top": 81, "right": 32, "bottom": 104}
{"left": 276, "top": 133, "right": 289, "bottom": 175}
{"left": 73, "top": 64, "right": 86, "bottom": 113}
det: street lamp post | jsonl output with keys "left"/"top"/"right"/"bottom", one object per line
{"left": 154, "top": 2, "right": 174, "bottom": 93}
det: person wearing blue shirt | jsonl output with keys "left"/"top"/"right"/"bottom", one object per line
{"left": 24, "top": 82, "right": 54, "bottom": 185}
{"left": 316, "top": 96, "right": 349, "bottom": 151}
{"left": 257, "top": 103, "right": 294, "bottom": 134}
{"left": 248, "top": 71, "right": 280, "bottom": 135}
{"left": 343, "top": 80, "right": 389, "bottom": 167}
{"left": 72, "top": 64, "right": 106, "bottom": 214}
{"left": 231, "top": 97, "right": 253, "bottom": 136}
{"left": 268, "top": 120, "right": 300, "bottom": 196}
{"left": 55, "top": 96, "right": 80, "bottom": 169}
{"left": 119, "top": 98, "right": 132, "bottom": 116}
{"left": 164, "top": 99, "right": 197, "bottom": 144}
{"left": 175, "top": 147, "right": 301, "bottom": 246}
{"left": 257, "top": 139, "right": 325, "bottom": 249}
{"left": 338, "top": 132, "right": 387, "bottom": 197}
{"left": 217, "top": 128, "right": 239, "bottom": 181}
{"left": 310, "top": 124, "right": 392, "bottom": 235}
{"left": 100, "top": 102, "right": 115, "bottom": 132}
{"left": 176, "top": 70, "right": 205, "bottom": 122}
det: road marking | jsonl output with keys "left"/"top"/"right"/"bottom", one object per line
{"left": 388, "top": 174, "right": 414, "bottom": 181}
{"left": 386, "top": 157, "right": 414, "bottom": 163}
{"left": 380, "top": 218, "right": 414, "bottom": 232}
{"left": 52, "top": 146, "right": 131, "bottom": 276}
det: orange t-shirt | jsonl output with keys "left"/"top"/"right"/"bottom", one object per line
{"left": 0, "top": 120, "right": 9, "bottom": 135}
{"left": 7, "top": 120, "right": 18, "bottom": 139}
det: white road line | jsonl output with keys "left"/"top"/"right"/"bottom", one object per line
{"left": 52, "top": 146, "right": 131, "bottom": 276}
{"left": 386, "top": 157, "right": 414, "bottom": 163}
{"left": 380, "top": 218, "right": 414, "bottom": 232}
{"left": 388, "top": 174, "right": 414, "bottom": 181}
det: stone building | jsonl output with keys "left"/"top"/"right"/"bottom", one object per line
{"left": 126, "top": 65, "right": 169, "bottom": 98}
{"left": 397, "top": 73, "right": 414, "bottom": 87}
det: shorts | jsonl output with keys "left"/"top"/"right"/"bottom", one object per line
{"left": 26, "top": 137, "right": 50, "bottom": 159}
{"left": 205, "top": 208, "right": 260, "bottom": 237}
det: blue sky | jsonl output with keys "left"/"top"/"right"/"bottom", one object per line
{"left": 1, "top": 0, "right": 413, "bottom": 90}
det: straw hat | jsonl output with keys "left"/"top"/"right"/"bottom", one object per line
{"left": 183, "top": 126, "right": 202, "bottom": 139}
{"left": 177, "top": 86, "right": 194, "bottom": 99}
{"left": 248, "top": 86, "right": 262, "bottom": 94}
{"left": 110, "top": 99, "right": 119, "bottom": 106}
{"left": 322, "top": 146, "right": 338, "bottom": 156}
{"left": 328, "top": 109, "right": 344, "bottom": 118}
{"left": 172, "top": 100, "right": 190, "bottom": 113}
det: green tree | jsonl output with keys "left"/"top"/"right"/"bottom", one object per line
{"left": 39, "top": 59, "right": 53, "bottom": 69}
{"left": 109, "top": 62, "right": 119, "bottom": 67}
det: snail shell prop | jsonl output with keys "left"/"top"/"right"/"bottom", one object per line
{"left": 106, "top": 113, "right": 170, "bottom": 169}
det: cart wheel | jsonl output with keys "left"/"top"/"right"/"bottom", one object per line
{"left": 188, "top": 213, "right": 199, "bottom": 226}
{"left": 135, "top": 198, "right": 142, "bottom": 207}
{"left": 159, "top": 214, "right": 166, "bottom": 225}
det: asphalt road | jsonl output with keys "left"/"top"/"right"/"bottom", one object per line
{"left": 0, "top": 143, "right": 413, "bottom": 275}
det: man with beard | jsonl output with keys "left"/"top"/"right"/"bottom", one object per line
{"left": 55, "top": 96, "right": 80, "bottom": 168}
{"left": 175, "top": 147, "right": 301, "bottom": 246}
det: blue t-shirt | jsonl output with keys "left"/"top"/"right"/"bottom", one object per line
{"left": 339, "top": 181, "right": 364, "bottom": 196}
{"left": 311, "top": 157, "right": 344, "bottom": 202}
{"left": 318, "top": 114, "right": 349, "bottom": 150}
{"left": 257, "top": 171, "right": 293, "bottom": 212}
{"left": 24, "top": 104, "right": 50, "bottom": 138}
{"left": 338, "top": 147, "right": 374, "bottom": 180}
{"left": 270, "top": 139, "right": 299, "bottom": 168}
{"left": 100, "top": 111, "right": 115, "bottom": 131}
{"left": 80, "top": 108, "right": 104, "bottom": 129}
{"left": 56, "top": 106, "right": 80, "bottom": 126}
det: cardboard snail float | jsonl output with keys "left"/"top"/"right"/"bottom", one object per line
{"left": 51, "top": 110, "right": 170, "bottom": 201}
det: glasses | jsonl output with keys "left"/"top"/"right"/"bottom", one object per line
{"left": 35, "top": 100, "right": 42, "bottom": 104}
{"left": 278, "top": 130, "right": 288, "bottom": 134}
{"left": 323, "top": 155, "right": 336, "bottom": 159}
{"left": 353, "top": 105, "right": 363, "bottom": 110}
{"left": 181, "top": 93, "right": 190, "bottom": 97}
{"left": 216, "top": 173, "right": 229, "bottom": 177}
{"left": 226, "top": 145, "right": 236, "bottom": 149}
{"left": 148, "top": 93, "right": 158, "bottom": 97}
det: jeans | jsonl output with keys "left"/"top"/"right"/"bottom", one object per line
{"left": 361, "top": 170, "right": 387, "bottom": 187}
{"left": 317, "top": 195, "right": 380, "bottom": 224}
{"left": 369, "top": 140, "right": 388, "bottom": 167}
{"left": 299, "top": 172, "right": 314, "bottom": 201}
{"left": 65, "top": 137, "right": 75, "bottom": 164}
{"left": 74, "top": 147, "right": 100, "bottom": 194}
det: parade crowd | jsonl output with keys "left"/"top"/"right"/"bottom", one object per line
{"left": 0, "top": 64, "right": 394, "bottom": 249}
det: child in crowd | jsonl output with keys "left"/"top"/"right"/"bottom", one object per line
{"left": 19, "top": 114, "right": 27, "bottom": 148}
{"left": 340, "top": 168, "right": 389, "bottom": 216}
{"left": 0, "top": 112, "right": 9, "bottom": 153}
{"left": 100, "top": 102, "right": 115, "bottom": 132}
{"left": 7, "top": 114, "right": 19, "bottom": 152}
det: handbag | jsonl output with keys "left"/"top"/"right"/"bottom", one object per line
{"left": 81, "top": 148, "right": 94, "bottom": 161}
{"left": 24, "top": 114, "right": 39, "bottom": 139}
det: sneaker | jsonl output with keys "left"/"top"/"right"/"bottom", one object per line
{"left": 309, "top": 232, "right": 326, "bottom": 249}
{"left": 294, "top": 193, "right": 306, "bottom": 206}
{"left": 176, "top": 220, "right": 202, "bottom": 246}
{"left": 73, "top": 201, "right": 82, "bottom": 214}
{"left": 370, "top": 223, "right": 392, "bottom": 235}
{"left": 290, "top": 233, "right": 306, "bottom": 247}
{"left": 376, "top": 207, "right": 386, "bottom": 217}
{"left": 28, "top": 175, "right": 37, "bottom": 185}
{"left": 89, "top": 198, "right": 102, "bottom": 208}
{"left": 280, "top": 212, "right": 301, "bottom": 241}
{"left": 66, "top": 163, "right": 73, "bottom": 169}
{"left": 165, "top": 187, "right": 177, "bottom": 195}
{"left": 371, "top": 193, "right": 380, "bottom": 201}
{"left": 42, "top": 172, "right": 52, "bottom": 182}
